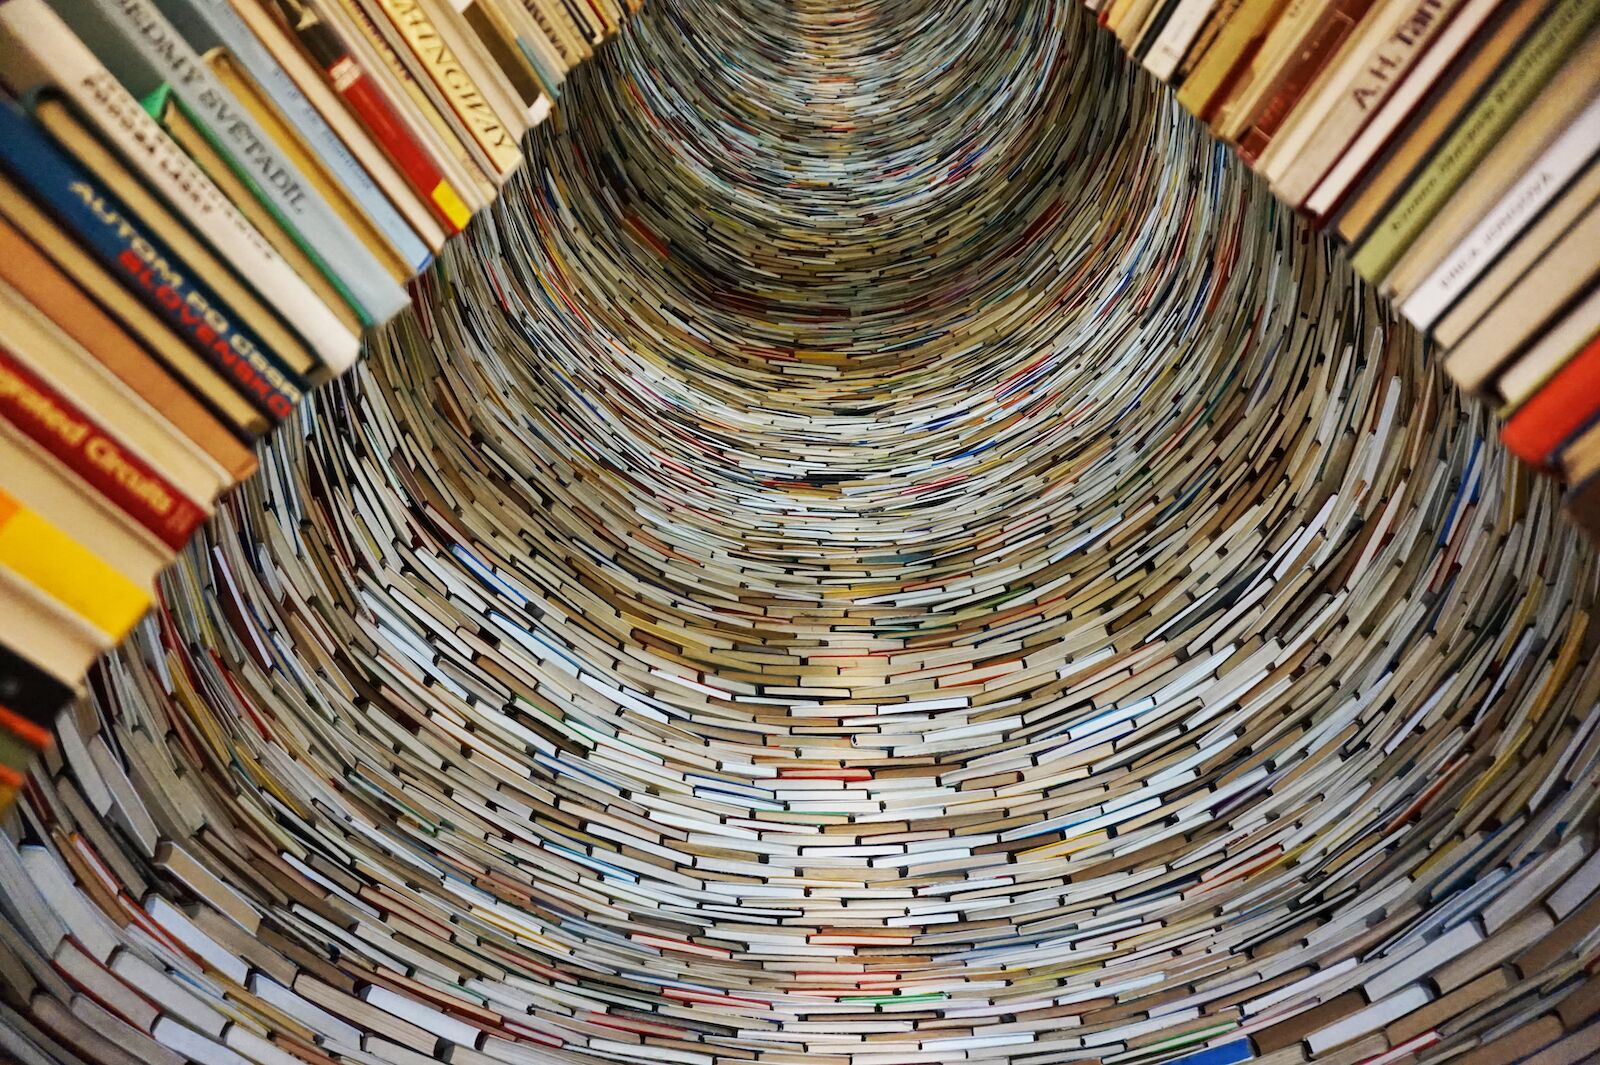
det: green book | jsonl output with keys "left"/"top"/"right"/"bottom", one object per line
{"left": 1349, "top": 0, "right": 1600, "bottom": 282}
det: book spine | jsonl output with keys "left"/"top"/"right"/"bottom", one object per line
{"left": 1236, "top": 0, "right": 1374, "bottom": 164}
{"left": 266, "top": 0, "right": 471, "bottom": 232}
{"left": 0, "top": 642, "right": 74, "bottom": 733}
{"left": 0, "top": 0, "right": 364, "bottom": 374}
{"left": 0, "top": 344, "right": 205, "bottom": 551}
{"left": 0, "top": 486, "right": 149, "bottom": 640}
{"left": 1144, "top": 0, "right": 1220, "bottom": 80}
{"left": 1404, "top": 95, "right": 1600, "bottom": 329}
{"left": 159, "top": 0, "right": 436, "bottom": 271}
{"left": 0, "top": 97, "right": 306, "bottom": 423}
{"left": 370, "top": 0, "right": 523, "bottom": 178}
{"left": 1345, "top": 0, "right": 1451, "bottom": 114}
{"left": 1350, "top": 0, "right": 1600, "bottom": 281}
{"left": 1501, "top": 333, "right": 1600, "bottom": 465}
{"left": 52, "top": 0, "right": 410, "bottom": 323}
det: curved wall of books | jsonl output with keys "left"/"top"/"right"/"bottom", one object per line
{"left": 10, "top": 0, "right": 1600, "bottom": 1063}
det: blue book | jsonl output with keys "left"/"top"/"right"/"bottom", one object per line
{"left": 0, "top": 94, "right": 307, "bottom": 422}
{"left": 149, "top": 0, "right": 433, "bottom": 275}
{"left": 44, "top": 0, "right": 410, "bottom": 325}
{"left": 1169, "top": 1041, "right": 1254, "bottom": 1065}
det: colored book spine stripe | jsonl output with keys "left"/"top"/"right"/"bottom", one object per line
{"left": 0, "top": 487, "right": 149, "bottom": 640}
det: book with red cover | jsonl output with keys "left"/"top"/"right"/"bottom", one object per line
{"left": 1503, "top": 333, "right": 1600, "bottom": 467}
{"left": 266, "top": 0, "right": 470, "bottom": 233}
{"left": 1235, "top": 0, "right": 1378, "bottom": 165}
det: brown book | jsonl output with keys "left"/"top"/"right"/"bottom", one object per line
{"left": 0, "top": 174, "right": 269, "bottom": 443}
{"left": 0, "top": 217, "right": 257, "bottom": 482}
{"left": 1561, "top": 417, "right": 1600, "bottom": 485}
{"left": 1234, "top": 0, "right": 1380, "bottom": 163}
{"left": 1333, "top": 0, "right": 1554, "bottom": 244}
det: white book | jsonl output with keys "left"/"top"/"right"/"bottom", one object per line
{"left": 1143, "top": 0, "right": 1219, "bottom": 81}
{"left": 1404, "top": 93, "right": 1600, "bottom": 328}
{"left": 152, "top": 1017, "right": 250, "bottom": 1065}
{"left": 1303, "top": 0, "right": 1504, "bottom": 218}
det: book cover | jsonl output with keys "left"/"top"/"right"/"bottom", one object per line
{"left": 1501, "top": 332, "right": 1600, "bottom": 465}
{"left": 0, "top": 93, "right": 307, "bottom": 423}
{"left": 255, "top": 0, "right": 470, "bottom": 233}
{"left": 365, "top": 0, "right": 523, "bottom": 180}
{"left": 0, "top": 342, "right": 206, "bottom": 551}
{"left": 145, "top": 84, "right": 364, "bottom": 338}
{"left": 0, "top": 641, "right": 76, "bottom": 734}
{"left": 31, "top": 90, "right": 328, "bottom": 381}
{"left": 150, "top": 0, "right": 437, "bottom": 270}
{"left": 44, "top": 0, "right": 411, "bottom": 323}
{"left": 0, "top": 485, "right": 149, "bottom": 640}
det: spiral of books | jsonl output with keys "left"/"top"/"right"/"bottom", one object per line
{"left": 4, "top": 0, "right": 1600, "bottom": 1063}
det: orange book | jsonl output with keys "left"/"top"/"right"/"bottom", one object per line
{"left": 1502, "top": 334, "right": 1600, "bottom": 468}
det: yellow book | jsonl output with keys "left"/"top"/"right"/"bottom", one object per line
{"left": 0, "top": 487, "right": 149, "bottom": 641}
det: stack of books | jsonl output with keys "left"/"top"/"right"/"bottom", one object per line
{"left": 0, "top": 0, "right": 633, "bottom": 806}
{"left": 1091, "top": 0, "right": 1600, "bottom": 534}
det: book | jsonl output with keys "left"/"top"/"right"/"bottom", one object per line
{"left": 1348, "top": 0, "right": 1600, "bottom": 281}
{"left": 44, "top": 0, "right": 412, "bottom": 323}
{"left": 1500, "top": 332, "right": 1600, "bottom": 465}
{"left": 248, "top": 0, "right": 470, "bottom": 235}
{"left": 0, "top": 277, "right": 228, "bottom": 510}
{"left": 0, "top": 170, "right": 270, "bottom": 441}
{"left": 29, "top": 90, "right": 331, "bottom": 381}
{"left": 1431, "top": 152, "right": 1600, "bottom": 348}
{"left": 1379, "top": 37, "right": 1600, "bottom": 301}
{"left": 0, "top": 93, "right": 309, "bottom": 424}
{"left": 1401, "top": 92, "right": 1600, "bottom": 328}
{"left": 0, "top": 484, "right": 148, "bottom": 640}
{"left": 1476, "top": 274, "right": 1600, "bottom": 403}
{"left": 205, "top": 47, "right": 415, "bottom": 288}
{"left": 150, "top": 0, "right": 440, "bottom": 268}
{"left": 0, "top": 0, "right": 363, "bottom": 374}
{"left": 145, "top": 84, "right": 363, "bottom": 339}
{"left": 1262, "top": 0, "right": 1470, "bottom": 206}
{"left": 1301, "top": 0, "right": 1508, "bottom": 221}
{"left": 1331, "top": 0, "right": 1553, "bottom": 244}
{"left": 1175, "top": 0, "right": 1292, "bottom": 119}
{"left": 0, "top": 211, "right": 259, "bottom": 479}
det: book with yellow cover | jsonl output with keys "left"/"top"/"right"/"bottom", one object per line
{"left": 0, "top": 485, "right": 149, "bottom": 641}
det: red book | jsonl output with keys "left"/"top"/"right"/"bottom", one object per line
{"left": 267, "top": 0, "right": 470, "bottom": 233}
{"left": 1501, "top": 333, "right": 1600, "bottom": 467}
{"left": 0, "top": 343, "right": 206, "bottom": 551}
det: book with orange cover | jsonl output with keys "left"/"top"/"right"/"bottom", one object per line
{"left": 1502, "top": 333, "right": 1600, "bottom": 467}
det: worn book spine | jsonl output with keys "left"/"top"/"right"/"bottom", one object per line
{"left": 0, "top": 346, "right": 206, "bottom": 551}
{"left": 1349, "top": 0, "right": 1600, "bottom": 281}
{"left": 0, "top": 486, "right": 149, "bottom": 640}
{"left": 369, "top": 0, "right": 524, "bottom": 179}
{"left": 0, "top": 97, "right": 307, "bottom": 422}
{"left": 45, "top": 0, "right": 410, "bottom": 323}
{"left": 153, "top": 0, "right": 436, "bottom": 271}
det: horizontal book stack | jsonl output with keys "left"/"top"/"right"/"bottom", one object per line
{"left": 0, "top": 0, "right": 633, "bottom": 807}
{"left": 1089, "top": 0, "right": 1600, "bottom": 535}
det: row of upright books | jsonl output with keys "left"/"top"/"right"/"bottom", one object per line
{"left": 1087, "top": 0, "right": 1600, "bottom": 533}
{"left": 0, "top": 0, "right": 632, "bottom": 806}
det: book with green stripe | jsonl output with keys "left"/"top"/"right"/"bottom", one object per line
{"left": 1348, "top": 0, "right": 1600, "bottom": 282}
{"left": 44, "top": 0, "right": 411, "bottom": 325}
